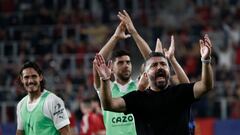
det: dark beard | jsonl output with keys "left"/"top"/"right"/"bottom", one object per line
{"left": 155, "top": 78, "right": 168, "bottom": 89}
{"left": 151, "top": 69, "right": 169, "bottom": 89}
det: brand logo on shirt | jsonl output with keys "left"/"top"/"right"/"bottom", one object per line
{"left": 53, "top": 103, "right": 64, "bottom": 119}
{"left": 111, "top": 115, "right": 133, "bottom": 124}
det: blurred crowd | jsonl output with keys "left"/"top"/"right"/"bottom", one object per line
{"left": 0, "top": 0, "right": 240, "bottom": 130}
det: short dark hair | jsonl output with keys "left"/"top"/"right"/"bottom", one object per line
{"left": 145, "top": 52, "right": 167, "bottom": 71}
{"left": 18, "top": 61, "right": 45, "bottom": 92}
{"left": 146, "top": 52, "right": 166, "bottom": 61}
{"left": 111, "top": 50, "right": 131, "bottom": 61}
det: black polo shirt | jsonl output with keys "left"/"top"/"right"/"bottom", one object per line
{"left": 122, "top": 83, "right": 197, "bottom": 135}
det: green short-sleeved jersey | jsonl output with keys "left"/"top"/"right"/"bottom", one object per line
{"left": 103, "top": 80, "right": 137, "bottom": 135}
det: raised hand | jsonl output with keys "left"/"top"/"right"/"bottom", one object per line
{"left": 93, "top": 54, "right": 112, "bottom": 80}
{"left": 164, "top": 35, "right": 175, "bottom": 60}
{"left": 138, "top": 72, "right": 149, "bottom": 91}
{"left": 113, "top": 22, "right": 131, "bottom": 40}
{"left": 199, "top": 34, "right": 212, "bottom": 60}
{"left": 117, "top": 10, "right": 137, "bottom": 34}
{"left": 155, "top": 38, "right": 163, "bottom": 53}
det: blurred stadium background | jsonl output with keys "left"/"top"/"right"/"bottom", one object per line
{"left": 0, "top": 0, "right": 240, "bottom": 135}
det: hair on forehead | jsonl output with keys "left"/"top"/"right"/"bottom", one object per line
{"left": 19, "top": 61, "right": 43, "bottom": 76}
{"left": 144, "top": 52, "right": 167, "bottom": 71}
{"left": 111, "top": 50, "right": 131, "bottom": 61}
{"left": 146, "top": 52, "right": 166, "bottom": 61}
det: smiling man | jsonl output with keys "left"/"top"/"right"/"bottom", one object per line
{"left": 16, "top": 61, "right": 71, "bottom": 135}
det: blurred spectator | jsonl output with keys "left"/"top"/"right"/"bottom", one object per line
{"left": 230, "top": 80, "right": 240, "bottom": 119}
{"left": 67, "top": 108, "right": 78, "bottom": 135}
{"left": 79, "top": 98, "right": 105, "bottom": 135}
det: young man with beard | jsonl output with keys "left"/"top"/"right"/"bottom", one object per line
{"left": 93, "top": 10, "right": 190, "bottom": 135}
{"left": 93, "top": 10, "right": 152, "bottom": 135}
{"left": 94, "top": 34, "right": 214, "bottom": 135}
{"left": 16, "top": 61, "right": 71, "bottom": 135}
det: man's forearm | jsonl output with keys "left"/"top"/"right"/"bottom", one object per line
{"left": 100, "top": 79, "right": 126, "bottom": 112}
{"left": 131, "top": 32, "right": 151, "bottom": 60}
{"left": 93, "top": 64, "right": 100, "bottom": 90}
{"left": 59, "top": 125, "right": 71, "bottom": 135}
{"left": 193, "top": 61, "right": 214, "bottom": 98}
{"left": 100, "top": 79, "right": 113, "bottom": 110}
{"left": 201, "top": 62, "right": 214, "bottom": 90}
{"left": 169, "top": 56, "right": 190, "bottom": 84}
{"left": 99, "top": 35, "right": 119, "bottom": 59}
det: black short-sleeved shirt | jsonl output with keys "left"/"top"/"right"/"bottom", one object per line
{"left": 122, "top": 83, "right": 197, "bottom": 135}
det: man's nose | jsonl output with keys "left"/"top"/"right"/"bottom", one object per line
{"left": 156, "top": 63, "right": 163, "bottom": 69}
{"left": 123, "top": 62, "right": 130, "bottom": 67}
{"left": 28, "top": 78, "right": 34, "bottom": 83}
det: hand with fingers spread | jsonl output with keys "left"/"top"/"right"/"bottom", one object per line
{"left": 155, "top": 38, "right": 163, "bottom": 53}
{"left": 199, "top": 34, "right": 212, "bottom": 60}
{"left": 117, "top": 10, "right": 137, "bottom": 34}
{"left": 113, "top": 22, "right": 131, "bottom": 40}
{"left": 164, "top": 35, "right": 175, "bottom": 60}
{"left": 93, "top": 54, "right": 112, "bottom": 81}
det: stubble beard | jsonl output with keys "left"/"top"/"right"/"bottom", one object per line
{"left": 118, "top": 73, "right": 131, "bottom": 82}
{"left": 149, "top": 72, "right": 169, "bottom": 90}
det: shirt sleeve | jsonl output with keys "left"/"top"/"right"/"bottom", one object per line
{"left": 43, "top": 94, "right": 70, "bottom": 130}
{"left": 122, "top": 91, "right": 141, "bottom": 115}
{"left": 16, "top": 101, "right": 24, "bottom": 130}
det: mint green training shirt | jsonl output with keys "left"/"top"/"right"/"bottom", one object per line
{"left": 20, "top": 91, "right": 59, "bottom": 135}
{"left": 102, "top": 80, "right": 137, "bottom": 135}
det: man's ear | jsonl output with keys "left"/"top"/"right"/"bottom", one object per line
{"left": 111, "top": 64, "right": 115, "bottom": 73}
{"left": 39, "top": 75, "right": 43, "bottom": 81}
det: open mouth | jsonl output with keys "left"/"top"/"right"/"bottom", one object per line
{"left": 156, "top": 69, "right": 166, "bottom": 79}
{"left": 156, "top": 76, "right": 165, "bottom": 81}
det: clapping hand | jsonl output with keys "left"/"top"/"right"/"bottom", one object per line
{"left": 199, "top": 34, "right": 212, "bottom": 60}
{"left": 93, "top": 54, "right": 112, "bottom": 81}
{"left": 155, "top": 35, "right": 175, "bottom": 60}
{"left": 164, "top": 35, "right": 175, "bottom": 60}
{"left": 138, "top": 72, "right": 149, "bottom": 91}
{"left": 114, "top": 22, "right": 131, "bottom": 40}
{"left": 117, "top": 10, "right": 137, "bottom": 34}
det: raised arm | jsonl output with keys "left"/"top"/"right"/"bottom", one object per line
{"left": 93, "top": 54, "right": 126, "bottom": 112}
{"left": 193, "top": 34, "right": 214, "bottom": 98}
{"left": 99, "top": 22, "right": 130, "bottom": 59}
{"left": 163, "top": 36, "right": 190, "bottom": 84}
{"left": 118, "top": 10, "right": 151, "bottom": 59}
{"left": 93, "top": 22, "right": 130, "bottom": 89}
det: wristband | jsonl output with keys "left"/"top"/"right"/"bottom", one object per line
{"left": 201, "top": 57, "right": 211, "bottom": 64}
